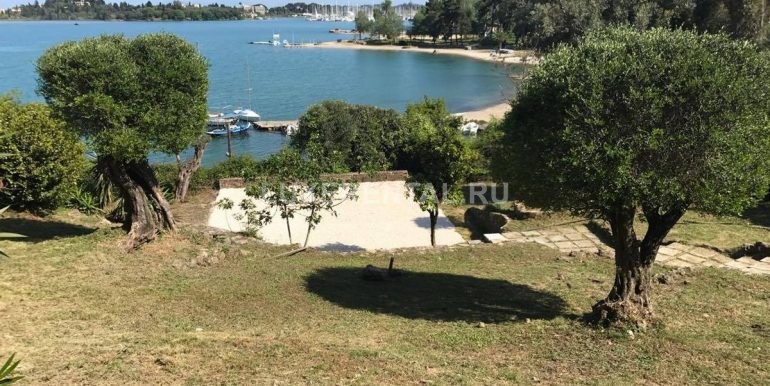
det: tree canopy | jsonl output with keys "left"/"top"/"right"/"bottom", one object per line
{"left": 411, "top": 0, "right": 770, "bottom": 49}
{"left": 37, "top": 33, "right": 208, "bottom": 162}
{"left": 401, "top": 98, "right": 477, "bottom": 246}
{"left": 372, "top": 0, "right": 405, "bottom": 41}
{"left": 292, "top": 101, "right": 402, "bottom": 173}
{"left": 37, "top": 33, "right": 209, "bottom": 249}
{"left": 494, "top": 27, "right": 770, "bottom": 324}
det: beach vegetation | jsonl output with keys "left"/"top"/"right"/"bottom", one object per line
{"left": 494, "top": 27, "right": 770, "bottom": 326}
{"left": 37, "top": 33, "right": 209, "bottom": 250}
{"left": 372, "top": 0, "right": 405, "bottom": 41}
{"left": 354, "top": 10, "right": 373, "bottom": 40}
{"left": 412, "top": 0, "right": 770, "bottom": 50}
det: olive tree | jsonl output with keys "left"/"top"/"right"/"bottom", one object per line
{"left": 37, "top": 34, "right": 208, "bottom": 249}
{"left": 401, "top": 98, "right": 476, "bottom": 246}
{"left": 494, "top": 27, "right": 770, "bottom": 325}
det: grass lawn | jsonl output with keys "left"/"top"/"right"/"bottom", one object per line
{"left": 1, "top": 202, "right": 769, "bottom": 384}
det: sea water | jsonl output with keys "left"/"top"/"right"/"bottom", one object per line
{"left": 0, "top": 18, "right": 521, "bottom": 165}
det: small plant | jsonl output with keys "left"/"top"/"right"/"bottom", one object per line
{"left": 216, "top": 197, "right": 265, "bottom": 238}
{"left": 69, "top": 187, "right": 103, "bottom": 215}
{"left": 215, "top": 149, "right": 358, "bottom": 247}
{"left": 0, "top": 353, "right": 22, "bottom": 384}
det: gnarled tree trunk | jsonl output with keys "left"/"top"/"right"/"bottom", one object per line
{"left": 592, "top": 203, "right": 685, "bottom": 326}
{"left": 175, "top": 135, "right": 209, "bottom": 202}
{"left": 99, "top": 155, "right": 177, "bottom": 250}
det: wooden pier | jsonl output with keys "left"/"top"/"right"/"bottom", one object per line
{"left": 255, "top": 120, "right": 298, "bottom": 133}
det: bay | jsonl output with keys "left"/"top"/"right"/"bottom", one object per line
{"left": 0, "top": 18, "right": 519, "bottom": 166}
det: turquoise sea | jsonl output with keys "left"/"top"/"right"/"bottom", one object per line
{"left": 0, "top": 18, "right": 520, "bottom": 166}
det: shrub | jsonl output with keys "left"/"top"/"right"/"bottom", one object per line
{"left": 0, "top": 96, "right": 86, "bottom": 213}
{"left": 207, "top": 155, "right": 265, "bottom": 185}
{"left": 293, "top": 101, "right": 401, "bottom": 173}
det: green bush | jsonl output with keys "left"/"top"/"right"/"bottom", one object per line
{"left": 0, "top": 95, "right": 87, "bottom": 213}
{"left": 293, "top": 101, "right": 401, "bottom": 173}
{"left": 207, "top": 155, "right": 266, "bottom": 185}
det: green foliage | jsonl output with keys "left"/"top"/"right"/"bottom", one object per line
{"left": 37, "top": 33, "right": 208, "bottom": 163}
{"left": 0, "top": 95, "right": 86, "bottom": 212}
{"left": 152, "top": 163, "right": 211, "bottom": 194}
{"left": 471, "top": 118, "right": 505, "bottom": 178}
{"left": 414, "top": 0, "right": 770, "bottom": 50}
{"left": 0, "top": 353, "right": 22, "bottom": 384}
{"left": 400, "top": 98, "right": 477, "bottom": 201}
{"left": 413, "top": 0, "right": 478, "bottom": 44}
{"left": 68, "top": 187, "right": 103, "bottom": 216}
{"left": 355, "top": 10, "right": 373, "bottom": 38}
{"left": 495, "top": 27, "right": 770, "bottom": 218}
{"left": 293, "top": 101, "right": 402, "bottom": 173}
{"left": 10, "top": 1, "right": 245, "bottom": 21}
{"left": 372, "top": 0, "right": 405, "bottom": 40}
{"left": 207, "top": 155, "right": 266, "bottom": 184}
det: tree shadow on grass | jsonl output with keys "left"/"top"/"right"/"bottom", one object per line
{"left": 305, "top": 267, "right": 573, "bottom": 323}
{"left": 0, "top": 218, "right": 96, "bottom": 242}
{"left": 315, "top": 242, "right": 367, "bottom": 252}
{"left": 413, "top": 216, "right": 456, "bottom": 230}
{"left": 586, "top": 220, "right": 614, "bottom": 247}
{"left": 742, "top": 202, "right": 770, "bottom": 228}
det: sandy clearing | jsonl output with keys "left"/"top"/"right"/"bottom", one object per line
{"left": 207, "top": 181, "right": 466, "bottom": 251}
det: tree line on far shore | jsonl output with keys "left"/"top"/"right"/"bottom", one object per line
{"left": 410, "top": 0, "right": 770, "bottom": 49}
{"left": 3, "top": 0, "right": 244, "bottom": 21}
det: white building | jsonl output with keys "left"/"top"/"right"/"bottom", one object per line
{"left": 243, "top": 3, "right": 267, "bottom": 18}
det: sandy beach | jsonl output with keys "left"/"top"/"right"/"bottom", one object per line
{"left": 456, "top": 102, "right": 511, "bottom": 122}
{"left": 314, "top": 41, "right": 537, "bottom": 65}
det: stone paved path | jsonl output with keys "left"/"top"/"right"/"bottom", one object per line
{"left": 498, "top": 224, "right": 770, "bottom": 276}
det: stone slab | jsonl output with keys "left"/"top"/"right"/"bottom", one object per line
{"left": 664, "top": 259, "right": 694, "bottom": 268}
{"left": 554, "top": 241, "right": 577, "bottom": 250}
{"left": 574, "top": 240, "right": 596, "bottom": 248}
{"left": 690, "top": 248, "right": 718, "bottom": 258}
{"left": 678, "top": 254, "right": 707, "bottom": 265}
{"left": 483, "top": 233, "right": 507, "bottom": 244}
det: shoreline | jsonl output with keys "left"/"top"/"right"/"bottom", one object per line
{"left": 313, "top": 41, "right": 537, "bottom": 65}
{"left": 456, "top": 102, "right": 510, "bottom": 122}
{"left": 311, "top": 41, "right": 521, "bottom": 121}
